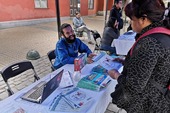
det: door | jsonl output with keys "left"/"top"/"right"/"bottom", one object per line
{"left": 70, "top": 0, "right": 80, "bottom": 17}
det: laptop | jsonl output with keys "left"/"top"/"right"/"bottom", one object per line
{"left": 21, "top": 69, "right": 64, "bottom": 103}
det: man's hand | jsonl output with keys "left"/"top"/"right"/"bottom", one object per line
{"left": 87, "top": 53, "right": 97, "bottom": 64}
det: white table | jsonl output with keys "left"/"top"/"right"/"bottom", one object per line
{"left": 112, "top": 39, "right": 135, "bottom": 55}
{"left": 0, "top": 60, "right": 119, "bottom": 113}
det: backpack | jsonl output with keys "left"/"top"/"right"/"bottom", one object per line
{"left": 130, "top": 27, "right": 170, "bottom": 102}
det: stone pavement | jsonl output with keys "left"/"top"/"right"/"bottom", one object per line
{"left": 0, "top": 16, "right": 128, "bottom": 113}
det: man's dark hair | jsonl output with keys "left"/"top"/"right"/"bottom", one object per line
{"left": 60, "top": 23, "right": 71, "bottom": 35}
{"left": 114, "top": 0, "right": 122, "bottom": 4}
{"left": 75, "top": 11, "right": 80, "bottom": 16}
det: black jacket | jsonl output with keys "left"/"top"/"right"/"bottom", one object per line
{"left": 109, "top": 6, "right": 123, "bottom": 30}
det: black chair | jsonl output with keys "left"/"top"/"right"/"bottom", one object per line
{"left": 0, "top": 61, "right": 40, "bottom": 96}
{"left": 47, "top": 50, "right": 56, "bottom": 71}
{"left": 92, "top": 30, "right": 103, "bottom": 53}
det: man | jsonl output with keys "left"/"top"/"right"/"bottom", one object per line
{"left": 73, "top": 12, "right": 93, "bottom": 44}
{"left": 54, "top": 23, "right": 95, "bottom": 69}
{"left": 109, "top": 0, "right": 123, "bottom": 35}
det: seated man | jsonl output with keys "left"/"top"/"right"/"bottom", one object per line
{"left": 54, "top": 23, "right": 95, "bottom": 69}
{"left": 73, "top": 12, "right": 93, "bottom": 44}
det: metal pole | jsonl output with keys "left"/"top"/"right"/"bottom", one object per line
{"left": 55, "top": 0, "right": 61, "bottom": 39}
{"left": 104, "top": 0, "right": 109, "bottom": 27}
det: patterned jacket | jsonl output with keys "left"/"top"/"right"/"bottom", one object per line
{"left": 112, "top": 22, "right": 170, "bottom": 113}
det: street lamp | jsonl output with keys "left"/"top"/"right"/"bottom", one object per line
{"left": 55, "top": 0, "right": 61, "bottom": 39}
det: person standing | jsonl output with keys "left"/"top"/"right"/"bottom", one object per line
{"left": 54, "top": 23, "right": 96, "bottom": 69}
{"left": 108, "top": 1, "right": 170, "bottom": 112}
{"left": 109, "top": 0, "right": 123, "bottom": 35}
{"left": 73, "top": 12, "right": 93, "bottom": 44}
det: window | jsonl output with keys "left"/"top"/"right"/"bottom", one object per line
{"left": 88, "top": 0, "right": 94, "bottom": 9}
{"left": 34, "top": 0, "right": 48, "bottom": 8}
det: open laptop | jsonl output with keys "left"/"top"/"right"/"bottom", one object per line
{"left": 21, "top": 69, "right": 64, "bottom": 103}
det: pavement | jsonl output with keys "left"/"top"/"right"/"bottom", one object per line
{"left": 0, "top": 16, "right": 128, "bottom": 113}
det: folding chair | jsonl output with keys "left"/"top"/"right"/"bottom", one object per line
{"left": 92, "top": 30, "right": 103, "bottom": 53}
{"left": 73, "top": 23, "right": 83, "bottom": 37}
{"left": 47, "top": 50, "right": 56, "bottom": 71}
{"left": 0, "top": 61, "right": 40, "bottom": 96}
{"left": 92, "top": 30, "right": 110, "bottom": 54}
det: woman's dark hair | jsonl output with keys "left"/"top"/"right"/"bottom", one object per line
{"left": 124, "top": 2, "right": 133, "bottom": 19}
{"left": 106, "top": 17, "right": 117, "bottom": 29}
{"left": 125, "top": 0, "right": 170, "bottom": 28}
{"left": 168, "top": 2, "right": 170, "bottom": 8}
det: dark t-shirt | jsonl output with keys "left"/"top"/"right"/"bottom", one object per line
{"left": 109, "top": 6, "right": 123, "bottom": 30}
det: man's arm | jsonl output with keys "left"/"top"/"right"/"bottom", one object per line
{"left": 55, "top": 41, "right": 76, "bottom": 65}
{"left": 77, "top": 39, "right": 92, "bottom": 56}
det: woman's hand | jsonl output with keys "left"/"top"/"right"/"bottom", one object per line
{"left": 108, "top": 69, "right": 121, "bottom": 80}
{"left": 113, "top": 58, "right": 125, "bottom": 64}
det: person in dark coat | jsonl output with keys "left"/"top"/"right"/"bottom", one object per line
{"left": 108, "top": 1, "right": 170, "bottom": 112}
{"left": 100, "top": 17, "right": 119, "bottom": 54}
{"left": 109, "top": 0, "right": 123, "bottom": 35}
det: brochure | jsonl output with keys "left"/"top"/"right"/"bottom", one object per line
{"left": 77, "top": 72, "right": 111, "bottom": 91}
{"left": 62, "top": 87, "right": 93, "bottom": 109}
{"left": 49, "top": 88, "right": 93, "bottom": 111}
{"left": 91, "top": 65, "right": 108, "bottom": 74}
{"left": 0, "top": 102, "right": 26, "bottom": 113}
{"left": 98, "top": 54, "right": 123, "bottom": 71}
{"left": 92, "top": 52, "right": 106, "bottom": 62}
{"left": 60, "top": 71, "right": 74, "bottom": 88}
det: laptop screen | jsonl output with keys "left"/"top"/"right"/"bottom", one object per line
{"left": 41, "top": 69, "right": 63, "bottom": 102}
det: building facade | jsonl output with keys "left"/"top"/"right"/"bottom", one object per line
{"left": 0, "top": 0, "right": 114, "bottom": 22}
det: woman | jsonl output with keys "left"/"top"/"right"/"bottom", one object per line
{"left": 100, "top": 17, "right": 119, "bottom": 54}
{"left": 109, "top": 0, "right": 170, "bottom": 112}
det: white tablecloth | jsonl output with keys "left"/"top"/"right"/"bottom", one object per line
{"left": 0, "top": 61, "right": 119, "bottom": 113}
{"left": 112, "top": 39, "right": 135, "bottom": 55}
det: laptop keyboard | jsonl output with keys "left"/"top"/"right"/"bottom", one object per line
{"left": 28, "top": 85, "right": 44, "bottom": 100}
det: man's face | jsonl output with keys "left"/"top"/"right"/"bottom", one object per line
{"left": 62, "top": 26, "right": 76, "bottom": 43}
{"left": 116, "top": 1, "right": 122, "bottom": 9}
{"left": 76, "top": 13, "right": 81, "bottom": 18}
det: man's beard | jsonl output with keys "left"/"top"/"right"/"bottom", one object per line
{"left": 64, "top": 34, "right": 76, "bottom": 43}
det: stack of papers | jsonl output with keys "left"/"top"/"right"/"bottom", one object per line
{"left": 49, "top": 88, "right": 93, "bottom": 111}
{"left": 60, "top": 71, "right": 74, "bottom": 88}
{"left": 62, "top": 88, "right": 92, "bottom": 109}
{"left": 98, "top": 54, "right": 123, "bottom": 71}
{"left": 92, "top": 52, "right": 106, "bottom": 62}
{"left": 0, "top": 102, "right": 26, "bottom": 113}
{"left": 77, "top": 72, "right": 111, "bottom": 91}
